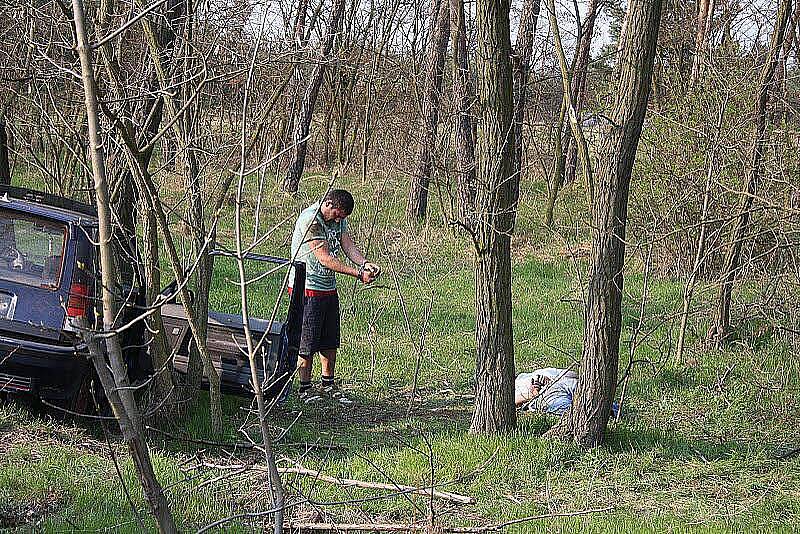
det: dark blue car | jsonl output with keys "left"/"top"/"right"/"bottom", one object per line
{"left": 0, "top": 186, "right": 304, "bottom": 411}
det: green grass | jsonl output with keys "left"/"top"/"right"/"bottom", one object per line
{"left": 2, "top": 172, "right": 799, "bottom": 531}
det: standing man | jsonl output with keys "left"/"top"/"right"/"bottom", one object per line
{"left": 289, "top": 189, "right": 380, "bottom": 404}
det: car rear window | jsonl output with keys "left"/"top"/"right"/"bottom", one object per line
{"left": 0, "top": 210, "right": 67, "bottom": 289}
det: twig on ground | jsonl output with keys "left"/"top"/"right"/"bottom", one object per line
{"left": 288, "top": 506, "right": 615, "bottom": 532}
{"left": 200, "top": 462, "right": 475, "bottom": 504}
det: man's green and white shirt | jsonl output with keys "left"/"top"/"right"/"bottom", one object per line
{"left": 289, "top": 202, "right": 348, "bottom": 291}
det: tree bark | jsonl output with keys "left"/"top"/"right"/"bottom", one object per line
{"left": 689, "top": 0, "right": 715, "bottom": 90}
{"left": 561, "top": 0, "right": 600, "bottom": 187}
{"left": 511, "top": 0, "right": 540, "bottom": 205}
{"left": 0, "top": 116, "right": 10, "bottom": 185}
{"left": 774, "top": 1, "right": 799, "bottom": 122}
{"left": 283, "top": 0, "right": 347, "bottom": 193}
{"left": 140, "top": 191, "right": 176, "bottom": 411}
{"left": 712, "top": 0, "right": 792, "bottom": 342}
{"left": 549, "top": 0, "right": 663, "bottom": 448}
{"left": 547, "top": 0, "right": 593, "bottom": 207}
{"left": 95, "top": 0, "right": 179, "bottom": 414}
{"left": 134, "top": 0, "right": 224, "bottom": 430}
{"left": 407, "top": 0, "right": 451, "bottom": 222}
{"left": 71, "top": 0, "right": 177, "bottom": 528}
{"left": 450, "top": 0, "right": 476, "bottom": 221}
{"left": 470, "top": 0, "right": 517, "bottom": 435}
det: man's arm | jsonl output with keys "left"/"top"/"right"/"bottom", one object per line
{"left": 309, "top": 238, "right": 374, "bottom": 283}
{"left": 341, "top": 232, "right": 380, "bottom": 276}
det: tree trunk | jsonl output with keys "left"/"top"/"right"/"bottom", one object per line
{"left": 133, "top": 165, "right": 175, "bottom": 414}
{"left": 549, "top": 0, "right": 663, "bottom": 448}
{"left": 96, "top": 0, "right": 179, "bottom": 414}
{"left": 675, "top": 102, "right": 725, "bottom": 363}
{"left": 543, "top": 101, "right": 567, "bottom": 227}
{"left": 712, "top": 0, "right": 792, "bottom": 342}
{"left": 133, "top": 0, "right": 225, "bottom": 430}
{"left": 774, "top": 1, "right": 799, "bottom": 122}
{"left": 689, "top": 0, "right": 715, "bottom": 90}
{"left": 407, "top": 0, "right": 451, "bottom": 222}
{"left": 183, "top": 147, "right": 210, "bottom": 396}
{"left": 547, "top": 0, "right": 594, "bottom": 209}
{"left": 0, "top": 116, "right": 10, "bottom": 185}
{"left": 71, "top": 0, "right": 177, "bottom": 528}
{"left": 450, "top": 0, "right": 477, "bottom": 221}
{"left": 511, "top": 0, "right": 540, "bottom": 206}
{"left": 283, "top": 0, "right": 347, "bottom": 193}
{"left": 470, "top": 0, "right": 517, "bottom": 435}
{"left": 562, "top": 0, "right": 600, "bottom": 187}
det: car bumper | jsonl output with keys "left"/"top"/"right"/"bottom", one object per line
{"left": 0, "top": 335, "right": 88, "bottom": 401}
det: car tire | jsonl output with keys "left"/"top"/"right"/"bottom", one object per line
{"left": 67, "top": 375, "right": 93, "bottom": 416}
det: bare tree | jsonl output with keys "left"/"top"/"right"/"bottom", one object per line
{"left": 543, "top": 0, "right": 599, "bottom": 226}
{"left": 546, "top": 0, "right": 593, "bottom": 215}
{"left": 407, "top": 0, "right": 451, "bottom": 221}
{"left": 470, "top": 0, "right": 517, "bottom": 435}
{"left": 561, "top": 0, "right": 601, "bottom": 187}
{"left": 283, "top": 0, "right": 348, "bottom": 193}
{"left": 712, "top": 0, "right": 793, "bottom": 342}
{"left": 689, "top": 0, "right": 715, "bottom": 90}
{"left": 450, "top": 0, "right": 476, "bottom": 220}
{"left": 550, "top": 0, "right": 663, "bottom": 448}
{"left": 675, "top": 97, "right": 727, "bottom": 363}
{"left": 0, "top": 116, "right": 9, "bottom": 185}
{"left": 71, "top": 0, "right": 177, "bottom": 528}
{"left": 511, "top": 0, "right": 540, "bottom": 206}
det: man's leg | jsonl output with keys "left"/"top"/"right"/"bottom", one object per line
{"left": 298, "top": 353, "right": 314, "bottom": 396}
{"left": 320, "top": 349, "right": 336, "bottom": 390}
{"left": 320, "top": 349, "right": 352, "bottom": 404}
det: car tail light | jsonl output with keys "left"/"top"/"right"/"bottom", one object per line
{"left": 67, "top": 282, "right": 89, "bottom": 318}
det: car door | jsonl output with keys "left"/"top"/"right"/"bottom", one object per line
{"left": 0, "top": 209, "right": 73, "bottom": 343}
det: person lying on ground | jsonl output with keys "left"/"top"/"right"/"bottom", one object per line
{"left": 515, "top": 367, "right": 620, "bottom": 417}
{"left": 515, "top": 367, "right": 577, "bottom": 415}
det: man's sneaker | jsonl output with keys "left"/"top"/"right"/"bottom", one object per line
{"left": 299, "top": 388, "right": 323, "bottom": 404}
{"left": 322, "top": 384, "right": 354, "bottom": 405}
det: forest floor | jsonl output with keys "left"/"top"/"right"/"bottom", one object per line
{"left": 1, "top": 173, "right": 799, "bottom": 532}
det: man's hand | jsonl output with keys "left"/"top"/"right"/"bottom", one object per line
{"left": 363, "top": 262, "right": 381, "bottom": 278}
{"left": 358, "top": 261, "right": 380, "bottom": 284}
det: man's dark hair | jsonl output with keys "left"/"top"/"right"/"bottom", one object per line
{"left": 323, "top": 189, "right": 354, "bottom": 215}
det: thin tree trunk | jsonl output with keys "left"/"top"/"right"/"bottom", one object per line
{"left": 134, "top": 0, "right": 224, "bottom": 430}
{"left": 407, "top": 0, "right": 451, "bottom": 222}
{"left": 562, "top": 0, "right": 600, "bottom": 187}
{"left": 95, "top": 0, "right": 179, "bottom": 414}
{"left": 0, "top": 116, "right": 10, "bottom": 185}
{"left": 712, "top": 0, "right": 792, "bottom": 342}
{"left": 774, "top": 1, "right": 798, "bottom": 122}
{"left": 543, "top": 101, "right": 567, "bottom": 227}
{"left": 547, "top": 0, "right": 593, "bottom": 205}
{"left": 470, "top": 0, "right": 517, "bottom": 435}
{"left": 140, "top": 193, "right": 176, "bottom": 410}
{"left": 283, "top": 0, "right": 347, "bottom": 193}
{"left": 549, "top": 0, "right": 663, "bottom": 448}
{"left": 689, "top": 0, "right": 715, "bottom": 90}
{"left": 450, "top": 0, "right": 476, "bottom": 221}
{"left": 675, "top": 101, "right": 726, "bottom": 363}
{"left": 71, "top": 0, "right": 177, "bottom": 528}
{"left": 511, "top": 0, "right": 540, "bottom": 198}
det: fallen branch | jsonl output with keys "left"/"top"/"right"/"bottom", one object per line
{"left": 288, "top": 506, "right": 615, "bottom": 532}
{"left": 201, "top": 462, "right": 474, "bottom": 504}
{"left": 280, "top": 466, "right": 474, "bottom": 504}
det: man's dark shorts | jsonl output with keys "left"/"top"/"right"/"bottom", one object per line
{"left": 298, "top": 291, "right": 341, "bottom": 356}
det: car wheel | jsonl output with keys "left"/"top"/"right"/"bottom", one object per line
{"left": 67, "top": 376, "right": 93, "bottom": 416}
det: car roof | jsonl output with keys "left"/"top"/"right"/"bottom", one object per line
{"left": 0, "top": 189, "right": 98, "bottom": 225}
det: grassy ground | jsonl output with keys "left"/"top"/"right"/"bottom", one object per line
{"left": 1, "top": 172, "right": 799, "bottom": 532}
